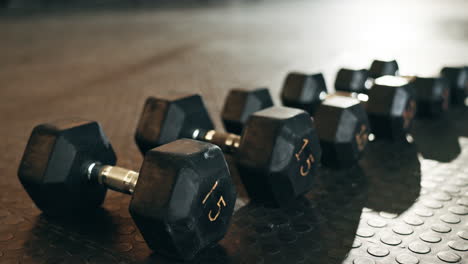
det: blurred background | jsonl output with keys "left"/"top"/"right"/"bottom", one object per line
{"left": 1, "top": 4, "right": 466, "bottom": 186}
{"left": 1, "top": 0, "right": 468, "bottom": 172}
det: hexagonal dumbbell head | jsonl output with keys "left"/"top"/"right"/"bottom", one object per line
{"left": 441, "top": 66, "right": 468, "bottom": 105}
{"left": 335, "top": 68, "right": 370, "bottom": 94}
{"left": 369, "top": 59, "right": 399, "bottom": 78}
{"left": 237, "top": 106, "right": 321, "bottom": 206}
{"left": 135, "top": 95, "right": 215, "bottom": 154}
{"left": 281, "top": 72, "right": 328, "bottom": 114}
{"left": 314, "top": 95, "right": 370, "bottom": 168}
{"left": 413, "top": 76, "right": 450, "bottom": 117}
{"left": 221, "top": 88, "right": 274, "bottom": 134}
{"left": 130, "top": 139, "right": 236, "bottom": 260}
{"left": 20, "top": 119, "right": 236, "bottom": 260}
{"left": 136, "top": 94, "right": 321, "bottom": 207}
{"left": 18, "top": 119, "right": 116, "bottom": 215}
{"left": 366, "top": 76, "right": 417, "bottom": 140}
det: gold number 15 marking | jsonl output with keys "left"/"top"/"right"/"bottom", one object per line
{"left": 295, "top": 138, "right": 315, "bottom": 177}
{"left": 202, "top": 181, "right": 227, "bottom": 222}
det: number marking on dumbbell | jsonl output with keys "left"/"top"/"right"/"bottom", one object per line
{"left": 295, "top": 138, "right": 315, "bottom": 177}
{"left": 202, "top": 181, "right": 227, "bottom": 222}
{"left": 355, "top": 125, "right": 368, "bottom": 151}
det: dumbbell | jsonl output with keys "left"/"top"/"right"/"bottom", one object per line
{"left": 281, "top": 73, "right": 370, "bottom": 168}
{"left": 334, "top": 59, "right": 400, "bottom": 94}
{"left": 18, "top": 119, "right": 236, "bottom": 260}
{"left": 134, "top": 94, "right": 321, "bottom": 207}
{"left": 337, "top": 59, "right": 449, "bottom": 118}
{"left": 224, "top": 79, "right": 370, "bottom": 168}
{"left": 410, "top": 76, "right": 450, "bottom": 117}
{"left": 335, "top": 70, "right": 417, "bottom": 140}
{"left": 342, "top": 72, "right": 449, "bottom": 118}
{"left": 369, "top": 59, "right": 400, "bottom": 78}
{"left": 441, "top": 66, "right": 468, "bottom": 105}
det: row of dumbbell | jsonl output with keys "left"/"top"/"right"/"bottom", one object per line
{"left": 223, "top": 60, "right": 468, "bottom": 167}
{"left": 17, "top": 60, "right": 468, "bottom": 260}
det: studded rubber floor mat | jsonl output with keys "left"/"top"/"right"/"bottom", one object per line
{"left": 1, "top": 108, "right": 467, "bottom": 264}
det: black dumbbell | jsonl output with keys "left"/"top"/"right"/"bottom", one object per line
{"left": 18, "top": 119, "right": 236, "bottom": 260}
{"left": 135, "top": 94, "right": 321, "bottom": 207}
{"left": 337, "top": 61, "right": 449, "bottom": 118}
{"left": 334, "top": 68, "right": 371, "bottom": 94}
{"left": 411, "top": 76, "right": 450, "bottom": 117}
{"left": 335, "top": 59, "right": 400, "bottom": 94}
{"left": 225, "top": 81, "right": 370, "bottom": 168}
{"left": 221, "top": 88, "right": 274, "bottom": 135}
{"left": 441, "top": 66, "right": 468, "bottom": 105}
{"left": 335, "top": 70, "right": 417, "bottom": 140}
{"left": 281, "top": 73, "right": 370, "bottom": 168}
{"left": 369, "top": 59, "right": 399, "bottom": 79}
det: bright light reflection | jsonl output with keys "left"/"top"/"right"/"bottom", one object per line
{"left": 375, "top": 76, "right": 409, "bottom": 87}
{"left": 357, "top": 93, "right": 369, "bottom": 102}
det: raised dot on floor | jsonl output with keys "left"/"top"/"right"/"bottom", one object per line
{"left": 356, "top": 228, "right": 375, "bottom": 238}
{"left": 393, "top": 224, "right": 414, "bottom": 235}
{"left": 367, "top": 218, "right": 387, "bottom": 228}
{"left": 353, "top": 257, "right": 375, "bottom": 264}
{"left": 442, "top": 185, "right": 460, "bottom": 193}
{"left": 351, "top": 239, "right": 362, "bottom": 248}
{"left": 293, "top": 222, "right": 313, "bottom": 233}
{"left": 404, "top": 216, "right": 424, "bottom": 226}
{"left": 457, "top": 231, "right": 468, "bottom": 240}
{"left": 268, "top": 214, "right": 289, "bottom": 227}
{"left": 414, "top": 208, "right": 434, "bottom": 217}
{"left": 277, "top": 230, "right": 297, "bottom": 243}
{"left": 432, "top": 192, "right": 452, "bottom": 201}
{"left": 287, "top": 209, "right": 305, "bottom": 220}
{"left": 419, "top": 232, "right": 442, "bottom": 243}
{"left": 448, "top": 240, "right": 468, "bottom": 251}
{"left": 423, "top": 200, "right": 443, "bottom": 209}
{"left": 437, "top": 251, "right": 461, "bottom": 263}
{"left": 380, "top": 234, "right": 402, "bottom": 246}
{"left": 255, "top": 223, "right": 274, "bottom": 235}
{"left": 456, "top": 198, "right": 468, "bottom": 206}
{"left": 440, "top": 214, "right": 461, "bottom": 224}
{"left": 395, "top": 254, "right": 419, "bottom": 264}
{"left": 421, "top": 181, "right": 436, "bottom": 189}
{"left": 367, "top": 246, "right": 389, "bottom": 257}
{"left": 379, "top": 212, "right": 398, "bottom": 219}
{"left": 408, "top": 242, "right": 431, "bottom": 254}
{"left": 448, "top": 206, "right": 468, "bottom": 215}
{"left": 262, "top": 242, "right": 280, "bottom": 255}
{"left": 431, "top": 224, "right": 452, "bottom": 233}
